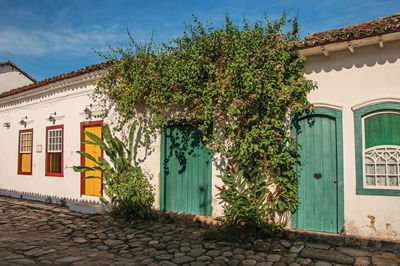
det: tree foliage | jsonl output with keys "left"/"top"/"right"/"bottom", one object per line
{"left": 95, "top": 13, "right": 316, "bottom": 229}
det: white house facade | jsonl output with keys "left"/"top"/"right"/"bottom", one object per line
{"left": 292, "top": 13, "right": 400, "bottom": 240}
{"left": 0, "top": 63, "right": 224, "bottom": 218}
{"left": 0, "top": 61, "right": 36, "bottom": 93}
{"left": 0, "top": 13, "right": 399, "bottom": 241}
{"left": 0, "top": 65, "right": 106, "bottom": 203}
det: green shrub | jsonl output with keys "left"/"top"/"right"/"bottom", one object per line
{"left": 73, "top": 122, "right": 155, "bottom": 221}
{"left": 213, "top": 162, "right": 284, "bottom": 239}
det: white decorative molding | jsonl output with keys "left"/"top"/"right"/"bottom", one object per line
{"left": 352, "top": 97, "right": 400, "bottom": 111}
{"left": 78, "top": 110, "right": 103, "bottom": 118}
{"left": 321, "top": 46, "right": 329, "bottom": 57}
{"left": 297, "top": 32, "right": 400, "bottom": 57}
{"left": 312, "top": 102, "right": 343, "bottom": 111}
{"left": 45, "top": 115, "right": 66, "bottom": 123}
{"left": 347, "top": 41, "right": 355, "bottom": 53}
{"left": 0, "top": 88, "right": 94, "bottom": 114}
{"left": 0, "top": 69, "right": 105, "bottom": 109}
{"left": 378, "top": 36, "right": 384, "bottom": 48}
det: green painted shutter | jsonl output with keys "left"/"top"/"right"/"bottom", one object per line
{"left": 292, "top": 115, "right": 338, "bottom": 233}
{"left": 364, "top": 113, "right": 400, "bottom": 149}
{"left": 161, "top": 124, "right": 212, "bottom": 216}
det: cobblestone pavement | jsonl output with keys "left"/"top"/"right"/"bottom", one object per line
{"left": 1, "top": 196, "right": 399, "bottom": 266}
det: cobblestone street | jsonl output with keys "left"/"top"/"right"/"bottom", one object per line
{"left": 0, "top": 196, "right": 399, "bottom": 265}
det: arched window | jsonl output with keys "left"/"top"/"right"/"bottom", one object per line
{"left": 363, "top": 112, "right": 400, "bottom": 187}
{"left": 354, "top": 103, "right": 400, "bottom": 195}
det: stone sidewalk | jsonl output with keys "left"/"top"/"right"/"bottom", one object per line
{"left": 0, "top": 196, "right": 399, "bottom": 265}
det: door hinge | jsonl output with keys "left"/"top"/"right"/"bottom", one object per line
{"left": 334, "top": 177, "right": 338, "bottom": 188}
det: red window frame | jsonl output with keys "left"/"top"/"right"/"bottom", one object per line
{"left": 80, "top": 120, "right": 104, "bottom": 196}
{"left": 18, "top": 128, "right": 33, "bottom": 175}
{"left": 45, "top": 125, "right": 64, "bottom": 177}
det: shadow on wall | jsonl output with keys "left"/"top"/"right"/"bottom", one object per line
{"left": 304, "top": 40, "right": 400, "bottom": 74}
{"left": 163, "top": 123, "right": 206, "bottom": 176}
{"left": 131, "top": 107, "right": 158, "bottom": 167}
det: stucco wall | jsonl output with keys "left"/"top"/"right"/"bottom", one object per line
{"left": 0, "top": 79, "right": 226, "bottom": 217}
{"left": 2, "top": 39, "right": 399, "bottom": 239}
{"left": 0, "top": 85, "right": 98, "bottom": 202}
{"left": 304, "top": 39, "right": 400, "bottom": 240}
{"left": 0, "top": 64, "right": 34, "bottom": 93}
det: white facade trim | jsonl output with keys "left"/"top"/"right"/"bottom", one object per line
{"left": 0, "top": 70, "right": 105, "bottom": 109}
{"left": 298, "top": 32, "right": 400, "bottom": 58}
{"left": 312, "top": 102, "right": 343, "bottom": 111}
{"left": 0, "top": 87, "right": 95, "bottom": 114}
{"left": 352, "top": 97, "right": 400, "bottom": 111}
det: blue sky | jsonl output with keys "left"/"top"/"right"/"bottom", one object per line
{"left": 0, "top": 0, "right": 398, "bottom": 81}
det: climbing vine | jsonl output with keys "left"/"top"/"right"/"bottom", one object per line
{"left": 95, "top": 13, "right": 316, "bottom": 231}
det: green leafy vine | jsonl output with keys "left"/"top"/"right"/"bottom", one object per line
{"left": 94, "top": 13, "right": 316, "bottom": 230}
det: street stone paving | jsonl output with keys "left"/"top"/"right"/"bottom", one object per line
{"left": 0, "top": 196, "right": 399, "bottom": 265}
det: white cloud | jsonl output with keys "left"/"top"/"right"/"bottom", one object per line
{"left": 0, "top": 26, "right": 124, "bottom": 56}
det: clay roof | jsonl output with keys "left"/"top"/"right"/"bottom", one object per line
{"left": 294, "top": 13, "right": 400, "bottom": 49}
{"left": 0, "top": 61, "right": 37, "bottom": 83}
{"left": 0, "top": 62, "right": 106, "bottom": 99}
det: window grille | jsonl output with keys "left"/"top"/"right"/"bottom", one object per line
{"left": 47, "top": 128, "right": 62, "bottom": 153}
{"left": 20, "top": 132, "right": 32, "bottom": 153}
{"left": 364, "top": 146, "right": 400, "bottom": 188}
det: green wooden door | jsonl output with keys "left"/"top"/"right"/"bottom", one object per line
{"left": 161, "top": 124, "right": 212, "bottom": 216}
{"left": 292, "top": 115, "right": 338, "bottom": 233}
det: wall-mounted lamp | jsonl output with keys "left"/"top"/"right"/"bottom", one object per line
{"left": 20, "top": 116, "right": 27, "bottom": 127}
{"left": 84, "top": 104, "right": 92, "bottom": 119}
{"left": 3, "top": 122, "right": 10, "bottom": 129}
{"left": 48, "top": 112, "right": 56, "bottom": 124}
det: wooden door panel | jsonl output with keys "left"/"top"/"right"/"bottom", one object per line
{"left": 162, "top": 124, "right": 211, "bottom": 215}
{"left": 82, "top": 124, "right": 102, "bottom": 196}
{"left": 292, "top": 115, "right": 338, "bottom": 233}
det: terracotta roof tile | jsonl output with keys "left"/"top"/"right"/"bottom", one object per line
{"left": 0, "top": 62, "right": 106, "bottom": 99}
{"left": 293, "top": 13, "right": 400, "bottom": 49}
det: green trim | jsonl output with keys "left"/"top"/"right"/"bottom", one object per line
{"left": 354, "top": 102, "right": 400, "bottom": 196}
{"left": 160, "top": 129, "right": 166, "bottom": 211}
{"left": 292, "top": 107, "right": 344, "bottom": 233}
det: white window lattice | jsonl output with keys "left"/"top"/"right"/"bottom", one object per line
{"left": 20, "top": 132, "right": 32, "bottom": 153}
{"left": 47, "top": 128, "right": 62, "bottom": 153}
{"left": 364, "top": 146, "right": 400, "bottom": 188}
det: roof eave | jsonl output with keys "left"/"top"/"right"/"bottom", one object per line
{"left": 0, "top": 63, "right": 106, "bottom": 100}
{"left": 296, "top": 31, "right": 400, "bottom": 58}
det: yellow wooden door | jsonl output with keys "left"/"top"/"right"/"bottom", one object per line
{"left": 83, "top": 125, "right": 102, "bottom": 196}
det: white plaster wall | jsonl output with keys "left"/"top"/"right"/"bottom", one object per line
{"left": 304, "top": 39, "right": 400, "bottom": 240}
{"left": 0, "top": 85, "right": 101, "bottom": 202}
{"left": 211, "top": 153, "right": 225, "bottom": 217}
{"left": 0, "top": 81, "right": 226, "bottom": 217}
{"left": 0, "top": 65, "right": 34, "bottom": 93}
{"left": 4, "top": 39, "right": 398, "bottom": 239}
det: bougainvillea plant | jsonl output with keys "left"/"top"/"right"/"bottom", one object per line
{"left": 94, "top": 13, "right": 316, "bottom": 233}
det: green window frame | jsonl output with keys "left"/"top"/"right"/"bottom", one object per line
{"left": 354, "top": 102, "right": 400, "bottom": 196}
